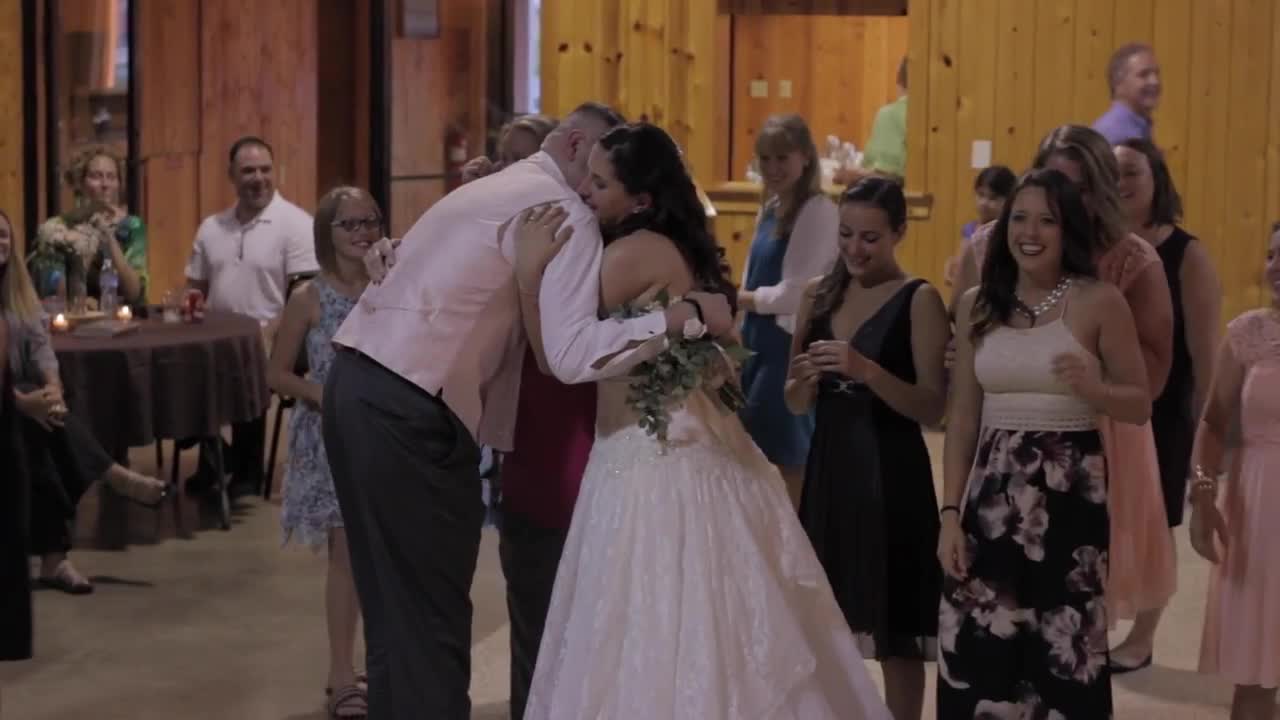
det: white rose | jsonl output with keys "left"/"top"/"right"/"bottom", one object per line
{"left": 682, "top": 318, "right": 707, "bottom": 340}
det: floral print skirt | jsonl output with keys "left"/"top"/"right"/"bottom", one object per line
{"left": 938, "top": 427, "right": 1112, "bottom": 720}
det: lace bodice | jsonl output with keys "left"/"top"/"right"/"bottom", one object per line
{"left": 974, "top": 319, "right": 1097, "bottom": 431}
{"left": 1229, "top": 309, "right": 1280, "bottom": 446}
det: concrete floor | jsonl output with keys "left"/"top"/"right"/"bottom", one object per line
{"left": 0, "top": 432, "right": 1241, "bottom": 719}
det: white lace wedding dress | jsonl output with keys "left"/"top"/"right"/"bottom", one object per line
{"left": 524, "top": 376, "right": 892, "bottom": 720}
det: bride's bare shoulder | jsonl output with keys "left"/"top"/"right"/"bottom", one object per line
{"left": 601, "top": 229, "right": 694, "bottom": 308}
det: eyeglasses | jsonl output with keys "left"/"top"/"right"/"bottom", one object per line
{"left": 331, "top": 216, "right": 382, "bottom": 232}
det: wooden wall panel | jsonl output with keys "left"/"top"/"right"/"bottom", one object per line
{"left": 1222, "top": 0, "right": 1274, "bottom": 316}
{"left": 199, "top": 0, "right": 319, "bottom": 219}
{"left": 1031, "top": 2, "right": 1075, "bottom": 144}
{"left": 137, "top": 0, "right": 200, "bottom": 158}
{"left": 390, "top": 179, "right": 446, "bottom": 239}
{"left": 140, "top": 155, "right": 200, "bottom": 297}
{"left": 390, "top": 36, "right": 450, "bottom": 178}
{"left": 136, "top": 0, "right": 202, "bottom": 298}
{"left": 906, "top": 0, "right": 1280, "bottom": 320}
{"left": 1072, "top": 0, "right": 1113, "bottom": 124}
{"left": 729, "top": 15, "right": 908, "bottom": 184}
{"left": 718, "top": 0, "right": 907, "bottom": 13}
{"left": 1151, "top": 0, "right": 1191, "bottom": 183}
{"left": 919, "top": 0, "right": 958, "bottom": 279}
{"left": 383, "top": 0, "right": 492, "bottom": 226}
{"left": 317, "top": 0, "right": 358, "bottom": 196}
{"left": 0, "top": 2, "right": 24, "bottom": 248}
{"left": 540, "top": 0, "right": 726, "bottom": 184}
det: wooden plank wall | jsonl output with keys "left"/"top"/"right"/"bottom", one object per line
{"left": 907, "top": 0, "right": 1280, "bottom": 320}
{"left": 199, "top": 1, "right": 319, "bottom": 221}
{"left": 136, "top": 0, "right": 202, "bottom": 300}
{"left": 539, "top": 0, "right": 725, "bottom": 187}
{"left": 0, "top": 2, "right": 24, "bottom": 248}
{"left": 135, "top": 0, "right": 321, "bottom": 298}
{"left": 387, "top": 0, "right": 491, "bottom": 236}
{"left": 730, "top": 15, "right": 908, "bottom": 182}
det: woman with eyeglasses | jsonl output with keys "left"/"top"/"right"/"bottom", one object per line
{"left": 268, "top": 186, "right": 378, "bottom": 718}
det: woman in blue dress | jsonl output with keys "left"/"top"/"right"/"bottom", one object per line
{"left": 738, "top": 114, "right": 839, "bottom": 504}
{"left": 268, "top": 186, "right": 377, "bottom": 718}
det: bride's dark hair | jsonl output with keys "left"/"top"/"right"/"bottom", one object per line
{"left": 597, "top": 123, "right": 737, "bottom": 312}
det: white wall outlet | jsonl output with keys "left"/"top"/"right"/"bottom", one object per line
{"left": 970, "top": 140, "right": 992, "bottom": 169}
{"left": 749, "top": 79, "right": 769, "bottom": 98}
{"left": 778, "top": 79, "right": 792, "bottom": 98}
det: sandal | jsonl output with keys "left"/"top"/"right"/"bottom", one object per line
{"left": 37, "top": 562, "right": 94, "bottom": 595}
{"left": 325, "top": 672, "right": 367, "bottom": 696}
{"left": 328, "top": 684, "right": 367, "bottom": 718}
{"left": 106, "top": 468, "right": 172, "bottom": 508}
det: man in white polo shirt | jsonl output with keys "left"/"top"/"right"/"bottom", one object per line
{"left": 185, "top": 136, "right": 318, "bottom": 496}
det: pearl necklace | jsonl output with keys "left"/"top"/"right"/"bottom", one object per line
{"left": 1016, "top": 276, "right": 1073, "bottom": 321}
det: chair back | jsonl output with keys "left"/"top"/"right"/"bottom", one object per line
{"left": 285, "top": 272, "right": 318, "bottom": 378}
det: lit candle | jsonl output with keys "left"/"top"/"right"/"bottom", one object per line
{"left": 116, "top": 305, "right": 133, "bottom": 322}
{"left": 52, "top": 313, "right": 69, "bottom": 331}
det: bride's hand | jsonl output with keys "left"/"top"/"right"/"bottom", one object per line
{"left": 515, "top": 204, "right": 574, "bottom": 290}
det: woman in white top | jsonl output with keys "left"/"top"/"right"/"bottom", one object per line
{"left": 737, "top": 114, "right": 839, "bottom": 505}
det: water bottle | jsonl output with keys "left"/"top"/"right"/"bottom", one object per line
{"left": 99, "top": 255, "right": 119, "bottom": 314}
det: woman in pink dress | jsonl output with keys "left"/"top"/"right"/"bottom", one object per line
{"left": 1191, "top": 223, "right": 1280, "bottom": 720}
{"left": 951, "top": 127, "right": 1176, "bottom": 659}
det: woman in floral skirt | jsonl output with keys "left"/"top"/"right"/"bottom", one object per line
{"left": 938, "top": 168, "right": 1151, "bottom": 718}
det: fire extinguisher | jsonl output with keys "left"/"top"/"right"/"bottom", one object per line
{"left": 445, "top": 124, "right": 469, "bottom": 192}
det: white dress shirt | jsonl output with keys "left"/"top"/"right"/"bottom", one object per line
{"left": 333, "top": 151, "right": 667, "bottom": 450}
{"left": 741, "top": 193, "right": 840, "bottom": 334}
{"left": 186, "top": 191, "right": 318, "bottom": 323}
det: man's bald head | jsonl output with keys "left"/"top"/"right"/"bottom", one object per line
{"left": 542, "top": 102, "right": 626, "bottom": 191}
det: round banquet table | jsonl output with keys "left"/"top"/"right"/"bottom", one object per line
{"left": 51, "top": 310, "right": 271, "bottom": 529}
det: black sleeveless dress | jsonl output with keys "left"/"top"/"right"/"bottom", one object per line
{"left": 1152, "top": 227, "right": 1196, "bottom": 527}
{"left": 0, "top": 353, "right": 32, "bottom": 661}
{"left": 799, "top": 278, "right": 941, "bottom": 660}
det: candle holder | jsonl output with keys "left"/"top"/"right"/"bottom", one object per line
{"left": 51, "top": 313, "right": 70, "bottom": 332}
{"left": 116, "top": 305, "right": 133, "bottom": 322}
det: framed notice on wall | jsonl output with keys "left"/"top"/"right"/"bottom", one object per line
{"left": 401, "top": 0, "right": 440, "bottom": 38}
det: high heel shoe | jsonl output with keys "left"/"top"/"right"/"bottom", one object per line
{"left": 106, "top": 468, "right": 172, "bottom": 508}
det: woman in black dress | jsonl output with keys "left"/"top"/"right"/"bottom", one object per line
{"left": 1, "top": 232, "right": 32, "bottom": 668}
{"left": 0, "top": 208, "right": 166, "bottom": 596}
{"left": 785, "top": 178, "right": 950, "bottom": 720}
{"left": 1106, "top": 138, "right": 1222, "bottom": 671}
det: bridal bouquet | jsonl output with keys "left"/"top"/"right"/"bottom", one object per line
{"left": 610, "top": 289, "right": 753, "bottom": 443}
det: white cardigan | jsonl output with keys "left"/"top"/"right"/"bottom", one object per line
{"left": 741, "top": 193, "right": 840, "bottom": 334}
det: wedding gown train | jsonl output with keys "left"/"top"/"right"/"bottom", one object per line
{"left": 524, "top": 379, "right": 892, "bottom": 720}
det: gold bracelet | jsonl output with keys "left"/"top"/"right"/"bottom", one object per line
{"left": 1190, "top": 465, "right": 1219, "bottom": 499}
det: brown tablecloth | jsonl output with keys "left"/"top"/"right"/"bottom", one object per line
{"left": 52, "top": 310, "right": 270, "bottom": 454}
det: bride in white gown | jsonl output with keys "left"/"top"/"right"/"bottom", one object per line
{"left": 514, "top": 123, "right": 891, "bottom": 720}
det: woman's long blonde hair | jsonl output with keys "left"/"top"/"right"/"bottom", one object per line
{"left": 755, "top": 114, "right": 822, "bottom": 240}
{"left": 0, "top": 209, "right": 42, "bottom": 322}
{"left": 1032, "top": 125, "right": 1128, "bottom": 252}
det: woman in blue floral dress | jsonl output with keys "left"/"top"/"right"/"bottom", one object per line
{"left": 268, "top": 186, "right": 377, "bottom": 718}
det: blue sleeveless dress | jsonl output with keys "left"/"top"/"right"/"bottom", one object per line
{"left": 281, "top": 277, "right": 356, "bottom": 549}
{"left": 738, "top": 207, "right": 815, "bottom": 467}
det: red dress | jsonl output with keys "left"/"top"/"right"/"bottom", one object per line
{"left": 501, "top": 349, "right": 596, "bottom": 530}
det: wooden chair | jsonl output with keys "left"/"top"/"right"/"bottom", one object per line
{"left": 263, "top": 272, "right": 316, "bottom": 500}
